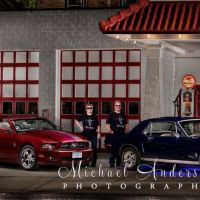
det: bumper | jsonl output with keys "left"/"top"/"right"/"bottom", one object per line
{"left": 37, "top": 148, "right": 92, "bottom": 166}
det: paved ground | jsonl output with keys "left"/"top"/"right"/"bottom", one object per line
{"left": 0, "top": 153, "right": 200, "bottom": 199}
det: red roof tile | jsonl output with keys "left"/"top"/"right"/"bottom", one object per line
{"left": 99, "top": 0, "right": 200, "bottom": 33}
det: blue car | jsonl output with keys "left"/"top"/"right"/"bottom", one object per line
{"left": 105, "top": 117, "right": 200, "bottom": 170}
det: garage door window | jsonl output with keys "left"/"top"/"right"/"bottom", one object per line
{"left": 61, "top": 49, "right": 141, "bottom": 151}
{"left": 0, "top": 51, "right": 39, "bottom": 118}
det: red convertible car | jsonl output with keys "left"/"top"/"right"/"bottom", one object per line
{"left": 0, "top": 117, "right": 92, "bottom": 170}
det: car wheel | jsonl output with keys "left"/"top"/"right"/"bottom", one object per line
{"left": 122, "top": 147, "right": 140, "bottom": 170}
{"left": 19, "top": 145, "right": 37, "bottom": 170}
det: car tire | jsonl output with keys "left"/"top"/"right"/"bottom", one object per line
{"left": 19, "top": 145, "right": 37, "bottom": 170}
{"left": 121, "top": 147, "right": 140, "bottom": 170}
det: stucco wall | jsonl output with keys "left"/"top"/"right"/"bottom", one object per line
{"left": 174, "top": 57, "right": 200, "bottom": 96}
{"left": 161, "top": 50, "right": 175, "bottom": 117}
{"left": 142, "top": 47, "right": 161, "bottom": 120}
{"left": 160, "top": 53, "right": 200, "bottom": 117}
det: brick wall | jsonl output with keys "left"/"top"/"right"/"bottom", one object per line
{"left": 0, "top": 10, "right": 134, "bottom": 122}
{"left": 0, "top": 10, "right": 133, "bottom": 49}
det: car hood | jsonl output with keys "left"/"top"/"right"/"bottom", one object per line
{"left": 21, "top": 130, "right": 87, "bottom": 143}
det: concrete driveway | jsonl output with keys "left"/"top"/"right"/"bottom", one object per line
{"left": 0, "top": 153, "right": 200, "bottom": 199}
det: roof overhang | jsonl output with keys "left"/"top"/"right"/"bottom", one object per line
{"left": 99, "top": 0, "right": 200, "bottom": 55}
{"left": 99, "top": 0, "right": 200, "bottom": 34}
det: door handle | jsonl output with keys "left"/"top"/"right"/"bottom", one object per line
{"left": 147, "top": 136, "right": 154, "bottom": 142}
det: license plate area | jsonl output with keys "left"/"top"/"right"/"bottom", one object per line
{"left": 72, "top": 152, "right": 82, "bottom": 159}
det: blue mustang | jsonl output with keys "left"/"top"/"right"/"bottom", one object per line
{"left": 105, "top": 117, "right": 200, "bottom": 170}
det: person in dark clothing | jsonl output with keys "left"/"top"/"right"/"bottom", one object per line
{"left": 75, "top": 104, "right": 100, "bottom": 167}
{"left": 105, "top": 100, "right": 129, "bottom": 167}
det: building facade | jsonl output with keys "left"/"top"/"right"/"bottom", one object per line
{"left": 0, "top": 0, "right": 200, "bottom": 150}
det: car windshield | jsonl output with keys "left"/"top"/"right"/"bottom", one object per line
{"left": 11, "top": 118, "right": 57, "bottom": 132}
{"left": 179, "top": 120, "right": 200, "bottom": 136}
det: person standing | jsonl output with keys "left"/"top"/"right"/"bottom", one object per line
{"left": 75, "top": 103, "right": 100, "bottom": 167}
{"left": 105, "top": 100, "right": 129, "bottom": 167}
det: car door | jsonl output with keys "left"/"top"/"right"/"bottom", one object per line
{"left": 177, "top": 120, "right": 200, "bottom": 161}
{"left": 0, "top": 123, "right": 17, "bottom": 161}
{"left": 149, "top": 135, "right": 181, "bottom": 160}
{"left": 141, "top": 121, "right": 182, "bottom": 160}
{"left": 153, "top": 123, "right": 198, "bottom": 161}
{"left": 170, "top": 124, "right": 200, "bottom": 161}
{"left": 141, "top": 122, "right": 163, "bottom": 158}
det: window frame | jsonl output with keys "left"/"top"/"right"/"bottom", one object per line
{"left": 0, "top": 51, "right": 39, "bottom": 118}
{"left": 60, "top": 49, "right": 141, "bottom": 150}
{"left": 143, "top": 121, "right": 180, "bottom": 137}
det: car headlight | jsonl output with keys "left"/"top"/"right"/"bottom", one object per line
{"left": 41, "top": 144, "right": 55, "bottom": 151}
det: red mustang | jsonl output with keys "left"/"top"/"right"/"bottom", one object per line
{"left": 0, "top": 117, "right": 92, "bottom": 170}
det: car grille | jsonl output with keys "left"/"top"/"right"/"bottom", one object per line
{"left": 59, "top": 142, "right": 89, "bottom": 150}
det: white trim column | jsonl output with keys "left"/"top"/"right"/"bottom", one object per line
{"left": 142, "top": 46, "right": 162, "bottom": 119}
{"left": 39, "top": 50, "right": 56, "bottom": 122}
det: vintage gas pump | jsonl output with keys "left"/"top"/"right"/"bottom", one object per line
{"left": 174, "top": 74, "right": 197, "bottom": 117}
{"left": 181, "top": 89, "right": 194, "bottom": 116}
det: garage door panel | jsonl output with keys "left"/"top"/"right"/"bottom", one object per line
{"left": 61, "top": 49, "right": 141, "bottom": 151}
